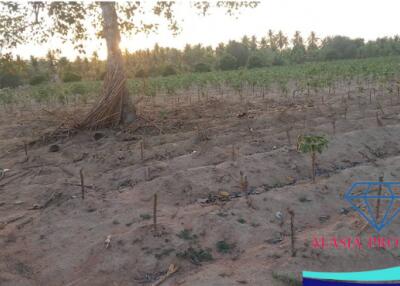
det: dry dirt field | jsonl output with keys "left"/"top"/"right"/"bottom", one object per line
{"left": 1, "top": 89, "right": 400, "bottom": 286}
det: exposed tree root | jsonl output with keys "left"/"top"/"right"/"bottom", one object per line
{"left": 76, "top": 65, "right": 136, "bottom": 129}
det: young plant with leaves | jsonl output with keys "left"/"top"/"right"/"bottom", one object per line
{"left": 297, "top": 135, "right": 328, "bottom": 183}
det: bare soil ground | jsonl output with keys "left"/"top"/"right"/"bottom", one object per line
{"left": 1, "top": 90, "right": 400, "bottom": 286}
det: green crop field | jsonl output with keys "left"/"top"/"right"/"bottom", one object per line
{"left": 2, "top": 56, "right": 400, "bottom": 108}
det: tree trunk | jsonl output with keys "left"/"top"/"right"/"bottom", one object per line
{"left": 311, "top": 152, "right": 316, "bottom": 183}
{"left": 77, "top": 1, "right": 135, "bottom": 129}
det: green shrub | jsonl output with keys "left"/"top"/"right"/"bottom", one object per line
{"left": 194, "top": 62, "right": 211, "bottom": 73}
{"left": 0, "top": 88, "right": 15, "bottom": 105}
{"left": 237, "top": 218, "right": 246, "bottom": 224}
{"left": 0, "top": 73, "right": 22, "bottom": 89}
{"left": 140, "top": 214, "right": 151, "bottom": 220}
{"left": 272, "top": 272, "right": 302, "bottom": 286}
{"left": 135, "top": 68, "right": 147, "bottom": 78}
{"left": 177, "top": 229, "right": 198, "bottom": 240}
{"left": 272, "top": 55, "right": 285, "bottom": 66}
{"left": 69, "top": 82, "right": 88, "bottom": 95}
{"left": 99, "top": 71, "right": 107, "bottom": 81}
{"left": 247, "top": 54, "right": 265, "bottom": 69}
{"left": 218, "top": 54, "right": 238, "bottom": 71}
{"left": 62, "top": 72, "right": 81, "bottom": 83}
{"left": 162, "top": 65, "right": 177, "bottom": 77}
{"left": 32, "top": 86, "right": 52, "bottom": 103}
{"left": 216, "top": 240, "right": 235, "bottom": 254}
{"left": 176, "top": 247, "right": 213, "bottom": 264}
{"left": 29, "top": 74, "right": 48, "bottom": 86}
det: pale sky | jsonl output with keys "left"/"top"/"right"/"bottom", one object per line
{"left": 11, "top": 0, "right": 400, "bottom": 59}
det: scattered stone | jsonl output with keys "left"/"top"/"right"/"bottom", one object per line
{"left": 0, "top": 168, "right": 10, "bottom": 178}
{"left": 319, "top": 215, "right": 330, "bottom": 223}
{"left": 197, "top": 198, "right": 208, "bottom": 204}
{"left": 218, "top": 191, "right": 230, "bottom": 200}
{"left": 287, "top": 176, "right": 296, "bottom": 184}
{"left": 339, "top": 207, "right": 350, "bottom": 215}
{"left": 219, "top": 272, "right": 232, "bottom": 278}
{"left": 231, "top": 192, "right": 243, "bottom": 198}
{"left": 265, "top": 237, "right": 283, "bottom": 244}
{"left": 30, "top": 204, "right": 40, "bottom": 210}
{"left": 237, "top": 112, "right": 247, "bottom": 118}
{"left": 275, "top": 211, "right": 283, "bottom": 220}
{"left": 299, "top": 196, "right": 312, "bottom": 203}
{"left": 105, "top": 235, "right": 111, "bottom": 249}
{"left": 73, "top": 152, "right": 88, "bottom": 163}
{"left": 247, "top": 187, "right": 258, "bottom": 195}
{"left": 14, "top": 201, "right": 24, "bottom": 205}
{"left": 49, "top": 144, "right": 60, "bottom": 152}
{"left": 197, "top": 194, "right": 217, "bottom": 204}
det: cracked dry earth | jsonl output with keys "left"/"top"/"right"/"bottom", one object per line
{"left": 1, "top": 89, "right": 400, "bottom": 286}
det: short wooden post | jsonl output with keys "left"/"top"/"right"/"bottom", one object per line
{"left": 287, "top": 208, "right": 296, "bottom": 257}
{"left": 80, "top": 168, "right": 85, "bottom": 200}
{"left": 140, "top": 140, "right": 144, "bottom": 161}
{"left": 153, "top": 193, "right": 158, "bottom": 232}
{"left": 376, "top": 175, "right": 384, "bottom": 222}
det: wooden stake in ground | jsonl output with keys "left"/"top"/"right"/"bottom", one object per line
{"left": 287, "top": 208, "right": 296, "bottom": 257}
{"left": 145, "top": 167, "right": 149, "bottom": 181}
{"left": 240, "top": 171, "right": 248, "bottom": 194}
{"left": 140, "top": 140, "right": 144, "bottom": 161}
{"left": 285, "top": 128, "right": 292, "bottom": 145}
{"left": 23, "top": 141, "right": 28, "bottom": 161}
{"left": 369, "top": 90, "right": 372, "bottom": 104}
{"left": 80, "top": 168, "right": 85, "bottom": 200}
{"left": 153, "top": 193, "right": 158, "bottom": 232}
{"left": 376, "top": 175, "right": 384, "bottom": 222}
{"left": 376, "top": 112, "right": 383, "bottom": 127}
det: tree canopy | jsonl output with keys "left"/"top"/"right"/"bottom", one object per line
{"left": 0, "top": 1, "right": 261, "bottom": 128}
{"left": 0, "top": 1, "right": 259, "bottom": 53}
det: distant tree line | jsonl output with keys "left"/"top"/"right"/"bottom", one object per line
{"left": 2, "top": 31, "right": 400, "bottom": 88}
